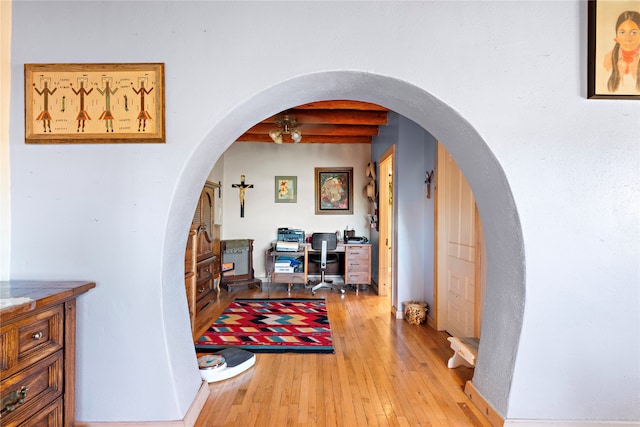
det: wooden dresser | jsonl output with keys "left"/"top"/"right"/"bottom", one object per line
{"left": 0, "top": 280, "right": 95, "bottom": 427}
{"left": 186, "top": 181, "right": 221, "bottom": 336}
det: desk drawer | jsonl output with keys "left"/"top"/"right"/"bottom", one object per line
{"left": 272, "top": 272, "right": 306, "bottom": 284}
{"left": 345, "top": 272, "right": 370, "bottom": 285}
{"left": 0, "top": 351, "right": 63, "bottom": 427}
{"left": 346, "top": 246, "right": 369, "bottom": 257}
{"left": 346, "top": 260, "right": 369, "bottom": 272}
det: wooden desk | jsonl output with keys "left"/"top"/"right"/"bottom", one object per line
{"left": 266, "top": 242, "right": 372, "bottom": 294}
{"left": 265, "top": 245, "right": 308, "bottom": 294}
{"left": 0, "top": 280, "right": 95, "bottom": 427}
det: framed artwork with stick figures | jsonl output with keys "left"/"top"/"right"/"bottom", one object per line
{"left": 588, "top": 0, "right": 640, "bottom": 99}
{"left": 25, "top": 63, "right": 165, "bottom": 143}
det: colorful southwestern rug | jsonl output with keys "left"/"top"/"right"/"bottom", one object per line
{"left": 195, "top": 298, "right": 334, "bottom": 353}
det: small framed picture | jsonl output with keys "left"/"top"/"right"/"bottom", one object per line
{"left": 314, "top": 167, "right": 353, "bottom": 215}
{"left": 588, "top": 0, "right": 640, "bottom": 99}
{"left": 275, "top": 176, "right": 297, "bottom": 203}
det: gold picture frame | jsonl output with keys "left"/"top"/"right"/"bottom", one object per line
{"left": 588, "top": 1, "right": 640, "bottom": 99}
{"left": 314, "top": 167, "right": 353, "bottom": 215}
{"left": 275, "top": 176, "right": 297, "bottom": 203}
{"left": 25, "top": 63, "right": 166, "bottom": 143}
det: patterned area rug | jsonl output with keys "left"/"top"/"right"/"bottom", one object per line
{"left": 195, "top": 298, "right": 334, "bottom": 353}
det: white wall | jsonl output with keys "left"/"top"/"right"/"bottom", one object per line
{"left": 217, "top": 142, "right": 371, "bottom": 279}
{"left": 1, "top": 1, "right": 11, "bottom": 280}
{"left": 8, "top": 1, "right": 639, "bottom": 424}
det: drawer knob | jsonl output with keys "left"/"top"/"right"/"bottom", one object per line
{"left": 1, "top": 386, "right": 29, "bottom": 415}
{"left": 32, "top": 331, "right": 43, "bottom": 340}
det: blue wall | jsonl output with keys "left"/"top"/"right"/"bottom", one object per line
{"left": 371, "top": 113, "right": 436, "bottom": 312}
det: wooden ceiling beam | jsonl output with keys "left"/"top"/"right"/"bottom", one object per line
{"left": 244, "top": 123, "right": 379, "bottom": 136}
{"left": 235, "top": 134, "right": 373, "bottom": 144}
{"left": 294, "top": 100, "right": 389, "bottom": 111}
{"left": 235, "top": 101, "right": 388, "bottom": 144}
{"left": 263, "top": 109, "right": 388, "bottom": 125}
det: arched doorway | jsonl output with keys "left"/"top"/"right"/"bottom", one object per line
{"left": 163, "top": 71, "right": 525, "bottom": 416}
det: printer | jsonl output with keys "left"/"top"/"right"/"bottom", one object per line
{"left": 277, "top": 228, "right": 305, "bottom": 243}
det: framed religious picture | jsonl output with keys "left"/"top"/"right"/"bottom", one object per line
{"left": 314, "top": 167, "right": 353, "bottom": 215}
{"left": 275, "top": 176, "right": 297, "bottom": 203}
{"left": 25, "top": 63, "right": 166, "bottom": 143}
{"left": 588, "top": 0, "right": 640, "bottom": 99}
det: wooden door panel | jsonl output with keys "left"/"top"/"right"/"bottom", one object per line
{"left": 439, "top": 144, "right": 478, "bottom": 337}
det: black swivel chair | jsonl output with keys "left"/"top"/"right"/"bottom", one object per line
{"left": 308, "top": 232, "right": 344, "bottom": 295}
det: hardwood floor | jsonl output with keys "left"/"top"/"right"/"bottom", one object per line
{"left": 193, "top": 284, "right": 491, "bottom": 427}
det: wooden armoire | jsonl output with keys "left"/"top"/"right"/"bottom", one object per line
{"left": 185, "top": 181, "right": 221, "bottom": 335}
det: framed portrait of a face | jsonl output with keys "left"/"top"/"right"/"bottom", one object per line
{"left": 588, "top": 0, "right": 640, "bottom": 99}
{"left": 314, "top": 167, "right": 353, "bottom": 215}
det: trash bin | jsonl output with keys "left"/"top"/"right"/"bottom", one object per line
{"left": 402, "top": 301, "right": 428, "bottom": 325}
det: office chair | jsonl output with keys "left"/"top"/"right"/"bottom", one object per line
{"left": 308, "top": 232, "right": 344, "bottom": 295}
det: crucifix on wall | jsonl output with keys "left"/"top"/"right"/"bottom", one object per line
{"left": 232, "top": 174, "right": 253, "bottom": 218}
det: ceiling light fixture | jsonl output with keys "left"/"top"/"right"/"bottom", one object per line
{"left": 269, "top": 112, "right": 302, "bottom": 144}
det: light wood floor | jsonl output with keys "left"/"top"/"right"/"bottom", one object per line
{"left": 193, "top": 284, "right": 491, "bottom": 427}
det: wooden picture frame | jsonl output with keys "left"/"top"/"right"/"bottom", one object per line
{"left": 275, "top": 176, "right": 297, "bottom": 203}
{"left": 25, "top": 63, "right": 166, "bottom": 143}
{"left": 314, "top": 167, "right": 353, "bottom": 215}
{"left": 588, "top": 0, "right": 640, "bottom": 99}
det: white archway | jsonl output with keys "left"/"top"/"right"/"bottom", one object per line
{"left": 162, "top": 71, "right": 525, "bottom": 416}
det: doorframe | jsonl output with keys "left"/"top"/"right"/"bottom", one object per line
{"left": 435, "top": 143, "right": 446, "bottom": 330}
{"left": 164, "top": 70, "right": 526, "bottom": 416}
{"left": 377, "top": 146, "right": 394, "bottom": 305}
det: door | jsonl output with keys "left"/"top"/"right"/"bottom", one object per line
{"left": 436, "top": 143, "right": 479, "bottom": 338}
{"left": 377, "top": 146, "right": 394, "bottom": 300}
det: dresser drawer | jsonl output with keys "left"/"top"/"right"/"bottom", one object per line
{"left": 211, "top": 255, "right": 221, "bottom": 276}
{"left": 0, "top": 351, "right": 63, "bottom": 427}
{"left": 196, "top": 259, "right": 214, "bottom": 290}
{"left": 197, "top": 259, "right": 214, "bottom": 278}
{"left": 21, "top": 396, "right": 63, "bottom": 427}
{"left": 0, "top": 305, "right": 64, "bottom": 377}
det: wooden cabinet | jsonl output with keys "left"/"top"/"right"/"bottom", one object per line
{"left": 184, "top": 227, "right": 197, "bottom": 331}
{"left": 186, "top": 181, "right": 220, "bottom": 335}
{"left": 266, "top": 245, "right": 308, "bottom": 293}
{"left": 345, "top": 244, "right": 371, "bottom": 294}
{"left": 0, "top": 281, "right": 94, "bottom": 427}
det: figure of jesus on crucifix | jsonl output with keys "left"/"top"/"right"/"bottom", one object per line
{"left": 232, "top": 175, "right": 253, "bottom": 218}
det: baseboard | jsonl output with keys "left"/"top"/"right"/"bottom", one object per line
{"left": 504, "top": 420, "right": 640, "bottom": 426}
{"left": 370, "top": 278, "right": 379, "bottom": 294}
{"left": 76, "top": 380, "right": 210, "bottom": 427}
{"left": 464, "top": 380, "right": 504, "bottom": 427}
{"left": 183, "top": 381, "right": 210, "bottom": 427}
{"left": 426, "top": 314, "right": 435, "bottom": 328}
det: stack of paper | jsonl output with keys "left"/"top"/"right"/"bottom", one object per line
{"left": 274, "top": 259, "right": 295, "bottom": 273}
{"left": 275, "top": 241, "right": 299, "bottom": 252}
